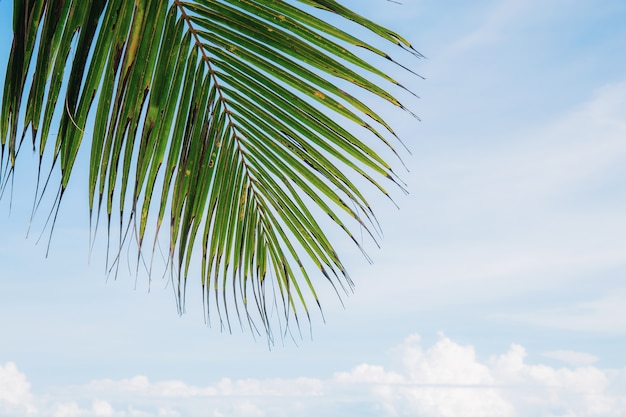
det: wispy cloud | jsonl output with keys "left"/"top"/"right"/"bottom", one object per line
{"left": 345, "top": 78, "right": 626, "bottom": 313}
{"left": 445, "top": 0, "right": 535, "bottom": 53}
{"left": 543, "top": 350, "right": 599, "bottom": 367}
{"left": 501, "top": 288, "right": 626, "bottom": 333}
{"left": 419, "top": 79, "right": 626, "bottom": 214}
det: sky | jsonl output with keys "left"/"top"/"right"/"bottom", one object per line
{"left": 1, "top": 0, "right": 626, "bottom": 416}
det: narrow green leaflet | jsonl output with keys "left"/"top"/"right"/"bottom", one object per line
{"left": 0, "top": 0, "right": 420, "bottom": 337}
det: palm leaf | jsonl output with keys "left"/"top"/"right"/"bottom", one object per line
{"left": 0, "top": 0, "right": 419, "bottom": 337}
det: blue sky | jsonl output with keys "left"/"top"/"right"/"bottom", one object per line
{"left": 1, "top": 0, "right": 626, "bottom": 416}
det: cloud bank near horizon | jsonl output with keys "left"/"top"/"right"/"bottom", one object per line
{"left": 2, "top": 334, "right": 625, "bottom": 417}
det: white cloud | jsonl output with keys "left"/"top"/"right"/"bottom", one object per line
{"left": 4, "top": 333, "right": 626, "bottom": 417}
{"left": 156, "top": 410, "right": 181, "bottom": 417}
{"left": 48, "top": 400, "right": 127, "bottom": 417}
{"left": 92, "top": 400, "right": 115, "bottom": 417}
{"left": 488, "top": 346, "right": 620, "bottom": 417}
{"left": 86, "top": 375, "right": 324, "bottom": 399}
{"left": 0, "top": 362, "right": 37, "bottom": 416}
{"left": 346, "top": 334, "right": 515, "bottom": 417}
{"left": 52, "top": 402, "right": 81, "bottom": 417}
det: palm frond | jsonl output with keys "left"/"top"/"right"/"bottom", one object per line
{"left": 0, "top": 0, "right": 420, "bottom": 337}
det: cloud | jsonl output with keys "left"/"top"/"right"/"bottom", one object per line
{"left": 336, "top": 334, "right": 514, "bottom": 417}
{"left": 344, "top": 77, "right": 626, "bottom": 316}
{"left": 446, "top": 0, "right": 535, "bottom": 53}
{"left": 501, "top": 288, "right": 626, "bottom": 333}
{"left": 543, "top": 350, "right": 599, "bottom": 367}
{"left": 425, "top": 79, "right": 626, "bottom": 215}
{"left": 51, "top": 402, "right": 81, "bottom": 417}
{"left": 5, "top": 333, "right": 626, "bottom": 417}
{"left": 85, "top": 375, "right": 324, "bottom": 399}
{"left": 0, "top": 362, "right": 37, "bottom": 416}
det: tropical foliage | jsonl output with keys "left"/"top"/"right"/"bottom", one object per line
{"left": 0, "top": 0, "right": 419, "bottom": 337}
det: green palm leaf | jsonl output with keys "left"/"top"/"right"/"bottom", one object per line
{"left": 1, "top": 0, "right": 419, "bottom": 337}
